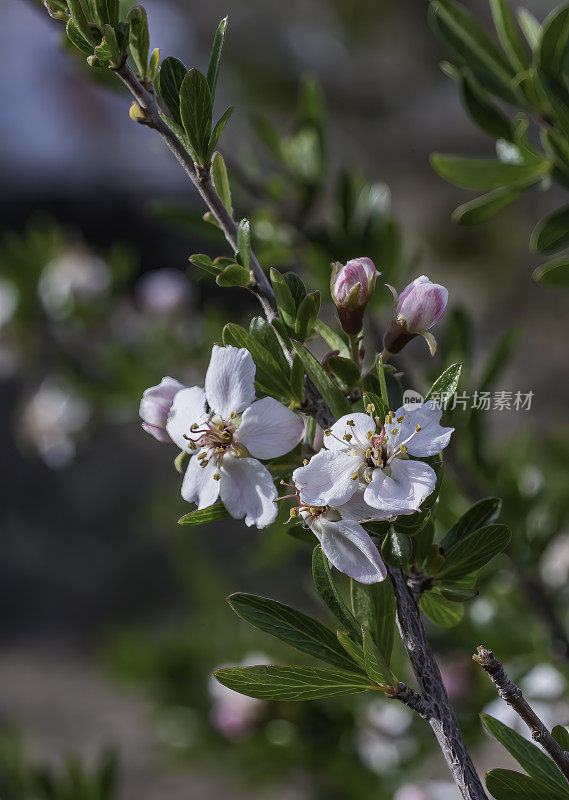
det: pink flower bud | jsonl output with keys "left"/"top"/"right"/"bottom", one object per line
{"left": 395, "top": 276, "right": 448, "bottom": 333}
{"left": 330, "top": 257, "right": 379, "bottom": 334}
{"left": 140, "top": 377, "right": 186, "bottom": 442}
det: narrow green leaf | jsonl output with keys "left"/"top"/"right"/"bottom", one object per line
{"left": 94, "top": 24, "right": 120, "bottom": 64}
{"left": 227, "top": 593, "right": 361, "bottom": 673}
{"left": 67, "top": 0, "right": 95, "bottom": 44}
{"left": 485, "top": 768, "right": 567, "bottom": 800}
{"left": 430, "top": 155, "right": 547, "bottom": 191}
{"left": 211, "top": 151, "right": 232, "bottom": 215}
{"left": 437, "top": 524, "right": 511, "bottom": 580}
{"left": 94, "top": 0, "right": 119, "bottom": 27}
{"left": 270, "top": 268, "right": 297, "bottom": 330}
{"left": 180, "top": 69, "right": 213, "bottom": 165}
{"left": 531, "top": 205, "right": 569, "bottom": 255}
{"left": 350, "top": 580, "right": 397, "bottom": 667}
{"left": 148, "top": 47, "right": 160, "bottom": 81}
{"left": 294, "top": 291, "right": 320, "bottom": 342}
{"left": 178, "top": 501, "right": 230, "bottom": 526}
{"left": 207, "top": 106, "right": 234, "bottom": 161}
{"left": 381, "top": 530, "right": 412, "bottom": 567}
{"left": 489, "top": 0, "right": 530, "bottom": 72}
{"left": 327, "top": 356, "right": 361, "bottom": 393}
{"left": 249, "top": 317, "right": 291, "bottom": 378}
{"left": 539, "top": 5, "right": 569, "bottom": 73}
{"left": 481, "top": 714, "right": 569, "bottom": 795}
{"left": 362, "top": 628, "right": 396, "bottom": 687}
{"left": 362, "top": 391, "right": 388, "bottom": 424}
{"left": 127, "top": 6, "right": 150, "bottom": 77}
{"left": 425, "top": 363, "right": 462, "bottom": 410}
{"left": 452, "top": 185, "right": 525, "bottom": 225}
{"left": 419, "top": 588, "right": 464, "bottom": 627}
{"left": 237, "top": 219, "right": 251, "bottom": 269}
{"left": 291, "top": 342, "right": 350, "bottom": 420}
{"left": 518, "top": 8, "right": 541, "bottom": 52}
{"left": 206, "top": 16, "right": 228, "bottom": 100}
{"left": 213, "top": 665, "right": 373, "bottom": 701}
{"left": 66, "top": 18, "right": 95, "bottom": 55}
{"left": 337, "top": 631, "right": 366, "bottom": 672}
{"left": 313, "top": 319, "right": 350, "bottom": 359}
{"left": 155, "top": 56, "right": 187, "bottom": 126}
{"left": 284, "top": 273, "right": 307, "bottom": 309}
{"left": 222, "top": 323, "right": 293, "bottom": 400}
{"left": 533, "top": 257, "right": 569, "bottom": 286}
{"left": 537, "top": 69, "right": 569, "bottom": 141}
{"left": 552, "top": 725, "right": 569, "bottom": 751}
{"left": 460, "top": 72, "right": 514, "bottom": 141}
{"left": 312, "top": 546, "right": 362, "bottom": 643}
{"left": 441, "top": 498, "right": 502, "bottom": 553}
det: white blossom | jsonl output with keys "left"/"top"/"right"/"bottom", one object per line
{"left": 165, "top": 345, "right": 304, "bottom": 529}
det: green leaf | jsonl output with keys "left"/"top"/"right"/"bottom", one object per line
{"left": 206, "top": 16, "right": 228, "bottom": 100}
{"left": 533, "top": 257, "right": 569, "bottom": 286}
{"left": 489, "top": 0, "right": 530, "bottom": 72}
{"left": 362, "top": 628, "right": 396, "bottom": 687}
{"left": 291, "top": 342, "right": 351, "bottom": 421}
{"left": 441, "top": 498, "right": 502, "bottom": 553}
{"left": 350, "top": 580, "right": 397, "bottom": 667}
{"left": 295, "top": 291, "right": 320, "bottom": 342}
{"left": 291, "top": 354, "right": 305, "bottom": 402}
{"left": 481, "top": 714, "right": 569, "bottom": 795}
{"left": 207, "top": 106, "right": 234, "bottom": 161}
{"left": 452, "top": 185, "right": 526, "bottom": 225}
{"left": 337, "top": 631, "right": 366, "bottom": 672}
{"left": 94, "top": 24, "right": 120, "bottom": 64}
{"left": 419, "top": 588, "right": 464, "bottom": 627}
{"left": 67, "top": 0, "right": 95, "bottom": 44}
{"left": 485, "top": 768, "right": 567, "bottom": 800}
{"left": 188, "top": 253, "right": 219, "bottom": 276}
{"left": 249, "top": 317, "right": 291, "bottom": 378}
{"left": 552, "top": 725, "right": 569, "bottom": 751}
{"left": 214, "top": 665, "right": 374, "bottom": 701}
{"left": 270, "top": 268, "right": 297, "bottom": 331}
{"left": 215, "top": 263, "right": 250, "bottom": 287}
{"left": 312, "top": 546, "right": 362, "bottom": 642}
{"left": 236, "top": 218, "right": 251, "bottom": 269}
{"left": 539, "top": 5, "right": 569, "bottom": 73}
{"left": 127, "top": 6, "right": 150, "bottom": 77}
{"left": 66, "top": 18, "right": 95, "bottom": 55}
{"left": 148, "top": 47, "right": 160, "bottom": 81}
{"left": 437, "top": 524, "right": 511, "bottom": 580}
{"left": 155, "top": 57, "right": 187, "bottom": 126}
{"left": 94, "top": 0, "right": 119, "bottom": 27}
{"left": 313, "top": 320, "right": 350, "bottom": 359}
{"left": 425, "top": 363, "right": 462, "bottom": 410}
{"left": 227, "top": 593, "right": 361, "bottom": 673}
{"left": 178, "top": 501, "right": 230, "bottom": 526}
{"left": 430, "top": 155, "right": 547, "bottom": 191}
{"left": 531, "top": 205, "right": 569, "bottom": 255}
{"left": 222, "top": 323, "right": 292, "bottom": 399}
{"left": 327, "top": 356, "right": 361, "bottom": 393}
{"left": 210, "top": 151, "right": 232, "bottom": 215}
{"left": 284, "top": 273, "right": 307, "bottom": 309}
{"left": 518, "top": 9, "right": 541, "bottom": 52}
{"left": 459, "top": 72, "right": 514, "bottom": 141}
{"left": 537, "top": 69, "right": 569, "bottom": 141}
{"left": 439, "top": 584, "right": 479, "bottom": 601}
{"left": 429, "top": 0, "right": 520, "bottom": 104}
{"left": 381, "top": 530, "right": 412, "bottom": 567}
{"left": 180, "top": 69, "right": 213, "bottom": 166}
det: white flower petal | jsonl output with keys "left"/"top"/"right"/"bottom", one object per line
{"left": 220, "top": 455, "right": 277, "bottom": 528}
{"left": 339, "top": 490, "right": 394, "bottom": 523}
{"left": 314, "top": 517, "right": 386, "bottom": 584}
{"left": 364, "top": 459, "right": 436, "bottom": 514}
{"left": 181, "top": 453, "right": 221, "bottom": 508}
{"left": 234, "top": 398, "right": 305, "bottom": 459}
{"left": 396, "top": 400, "right": 454, "bottom": 457}
{"left": 293, "top": 449, "right": 361, "bottom": 507}
{"left": 166, "top": 386, "right": 208, "bottom": 452}
{"left": 324, "top": 412, "right": 375, "bottom": 451}
{"left": 205, "top": 345, "right": 256, "bottom": 419}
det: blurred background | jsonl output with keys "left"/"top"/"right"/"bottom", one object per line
{"left": 2, "top": 0, "right": 569, "bottom": 798}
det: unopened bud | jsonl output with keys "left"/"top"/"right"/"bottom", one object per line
{"left": 129, "top": 101, "right": 147, "bottom": 122}
{"left": 139, "top": 377, "right": 186, "bottom": 442}
{"left": 384, "top": 276, "right": 448, "bottom": 356}
{"left": 330, "top": 257, "right": 379, "bottom": 335}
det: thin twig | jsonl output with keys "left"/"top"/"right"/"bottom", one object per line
{"left": 389, "top": 567, "right": 488, "bottom": 800}
{"left": 386, "top": 682, "right": 433, "bottom": 719}
{"left": 474, "top": 646, "right": 569, "bottom": 784}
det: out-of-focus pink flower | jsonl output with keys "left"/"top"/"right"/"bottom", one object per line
{"left": 136, "top": 269, "right": 194, "bottom": 314}
{"left": 330, "top": 257, "right": 379, "bottom": 334}
{"left": 208, "top": 653, "right": 269, "bottom": 739}
{"left": 139, "top": 376, "right": 185, "bottom": 442}
{"left": 384, "top": 276, "right": 448, "bottom": 356}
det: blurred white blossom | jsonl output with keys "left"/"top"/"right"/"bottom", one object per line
{"left": 394, "top": 781, "right": 459, "bottom": 800}
{"left": 38, "top": 248, "right": 110, "bottom": 319}
{"left": 208, "top": 652, "right": 269, "bottom": 739}
{"left": 136, "top": 268, "right": 194, "bottom": 314}
{"left": 0, "top": 278, "right": 19, "bottom": 327}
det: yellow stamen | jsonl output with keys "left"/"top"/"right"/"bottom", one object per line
{"left": 290, "top": 508, "right": 299, "bottom": 518}
{"left": 391, "top": 428, "right": 398, "bottom": 436}
{"left": 324, "top": 429, "right": 332, "bottom": 436}
{"left": 213, "top": 473, "right": 221, "bottom": 481}
{"left": 188, "top": 442, "right": 197, "bottom": 451}
{"left": 303, "top": 458, "right": 309, "bottom": 466}
{"left": 400, "top": 444, "right": 408, "bottom": 454}
{"left": 397, "top": 415, "right": 404, "bottom": 423}
{"left": 350, "top": 472, "right": 359, "bottom": 480}
{"left": 343, "top": 433, "right": 352, "bottom": 442}
{"left": 415, "top": 424, "right": 422, "bottom": 433}
{"left": 346, "top": 419, "right": 355, "bottom": 427}
{"left": 366, "top": 404, "right": 375, "bottom": 413}
{"left": 366, "top": 430, "right": 373, "bottom": 439}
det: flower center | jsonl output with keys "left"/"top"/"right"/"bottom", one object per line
{"left": 183, "top": 412, "right": 242, "bottom": 478}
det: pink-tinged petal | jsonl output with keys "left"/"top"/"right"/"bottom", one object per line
{"left": 324, "top": 412, "right": 375, "bottom": 451}
{"left": 220, "top": 455, "right": 277, "bottom": 528}
{"left": 140, "top": 376, "right": 186, "bottom": 442}
{"left": 396, "top": 277, "right": 448, "bottom": 333}
{"left": 395, "top": 275, "right": 429, "bottom": 314}
{"left": 364, "top": 459, "right": 436, "bottom": 514}
{"left": 293, "top": 449, "right": 361, "bottom": 507}
{"left": 166, "top": 386, "right": 208, "bottom": 452}
{"left": 181, "top": 453, "right": 221, "bottom": 508}
{"left": 205, "top": 345, "right": 256, "bottom": 420}
{"left": 314, "top": 517, "right": 387, "bottom": 584}
{"left": 234, "top": 398, "right": 304, "bottom": 459}
{"left": 395, "top": 400, "right": 454, "bottom": 457}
